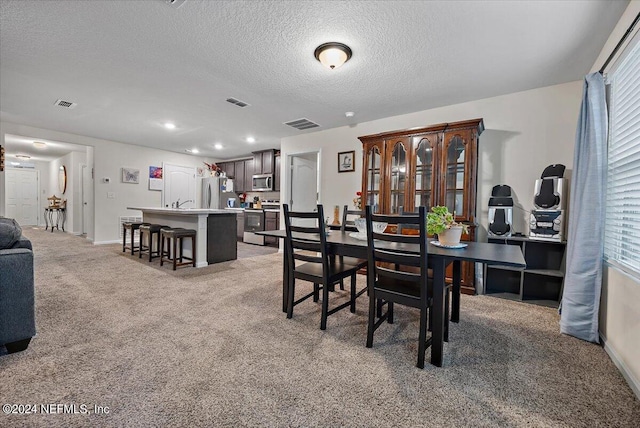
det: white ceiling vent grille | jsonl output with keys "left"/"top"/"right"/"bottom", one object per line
{"left": 226, "top": 98, "right": 250, "bottom": 108}
{"left": 165, "top": 0, "right": 187, "bottom": 8}
{"left": 54, "top": 99, "right": 77, "bottom": 109}
{"left": 284, "top": 118, "right": 320, "bottom": 130}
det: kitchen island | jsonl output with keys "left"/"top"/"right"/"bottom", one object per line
{"left": 127, "top": 207, "right": 237, "bottom": 267}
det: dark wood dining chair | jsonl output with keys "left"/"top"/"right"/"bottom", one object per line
{"left": 283, "top": 204, "right": 366, "bottom": 330}
{"left": 365, "top": 205, "right": 434, "bottom": 368}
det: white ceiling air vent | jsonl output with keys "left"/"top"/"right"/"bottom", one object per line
{"left": 54, "top": 99, "right": 77, "bottom": 109}
{"left": 226, "top": 97, "right": 250, "bottom": 108}
{"left": 165, "top": 0, "right": 187, "bottom": 9}
{"left": 284, "top": 118, "right": 320, "bottom": 130}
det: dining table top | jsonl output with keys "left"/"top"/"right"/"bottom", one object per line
{"left": 256, "top": 229, "right": 526, "bottom": 268}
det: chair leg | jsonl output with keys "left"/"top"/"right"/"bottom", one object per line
{"left": 366, "top": 293, "right": 376, "bottom": 348}
{"left": 388, "top": 301, "right": 394, "bottom": 324}
{"left": 5, "top": 338, "right": 31, "bottom": 354}
{"left": 130, "top": 228, "right": 136, "bottom": 255}
{"left": 287, "top": 277, "right": 295, "bottom": 319}
{"left": 350, "top": 273, "right": 356, "bottom": 313}
{"left": 377, "top": 298, "right": 383, "bottom": 317}
{"left": 417, "top": 307, "right": 428, "bottom": 369}
{"left": 139, "top": 231, "right": 144, "bottom": 259}
{"left": 191, "top": 236, "right": 196, "bottom": 267}
{"left": 313, "top": 283, "right": 319, "bottom": 302}
{"left": 172, "top": 235, "right": 178, "bottom": 270}
{"left": 159, "top": 234, "right": 164, "bottom": 266}
{"left": 320, "top": 281, "right": 329, "bottom": 330}
{"left": 122, "top": 227, "right": 127, "bottom": 252}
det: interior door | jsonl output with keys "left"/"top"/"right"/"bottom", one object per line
{"left": 5, "top": 169, "right": 39, "bottom": 226}
{"left": 162, "top": 163, "right": 197, "bottom": 208}
{"left": 289, "top": 152, "right": 319, "bottom": 226}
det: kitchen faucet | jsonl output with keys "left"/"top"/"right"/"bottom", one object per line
{"left": 175, "top": 198, "right": 193, "bottom": 208}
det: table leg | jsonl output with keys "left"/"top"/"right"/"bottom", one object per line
{"left": 44, "top": 209, "right": 49, "bottom": 230}
{"left": 61, "top": 209, "right": 66, "bottom": 232}
{"left": 49, "top": 209, "right": 55, "bottom": 233}
{"left": 431, "top": 257, "right": 446, "bottom": 367}
{"left": 451, "top": 259, "right": 461, "bottom": 323}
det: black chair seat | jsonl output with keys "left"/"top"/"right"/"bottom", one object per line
{"left": 295, "top": 259, "right": 360, "bottom": 282}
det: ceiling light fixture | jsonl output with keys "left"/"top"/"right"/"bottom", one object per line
{"left": 246, "top": 137, "right": 255, "bottom": 143}
{"left": 314, "top": 42, "right": 352, "bottom": 69}
{"left": 191, "top": 148, "right": 199, "bottom": 154}
{"left": 33, "top": 141, "right": 47, "bottom": 149}
{"left": 214, "top": 143, "right": 223, "bottom": 150}
{"left": 164, "top": 122, "right": 176, "bottom": 130}
{"left": 16, "top": 154, "right": 31, "bottom": 159}
{"left": 345, "top": 111, "right": 355, "bottom": 118}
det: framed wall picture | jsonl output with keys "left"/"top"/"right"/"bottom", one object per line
{"left": 338, "top": 150, "right": 355, "bottom": 173}
{"left": 149, "top": 166, "right": 163, "bottom": 191}
{"left": 122, "top": 167, "right": 140, "bottom": 184}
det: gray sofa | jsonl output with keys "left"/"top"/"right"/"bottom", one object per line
{"left": 0, "top": 217, "right": 36, "bottom": 354}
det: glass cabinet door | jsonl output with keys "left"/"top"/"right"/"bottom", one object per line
{"left": 364, "top": 144, "right": 383, "bottom": 213}
{"left": 413, "top": 135, "right": 437, "bottom": 212}
{"left": 388, "top": 140, "right": 409, "bottom": 214}
{"left": 443, "top": 132, "right": 468, "bottom": 219}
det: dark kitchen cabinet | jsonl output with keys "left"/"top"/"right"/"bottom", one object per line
{"left": 252, "top": 149, "right": 276, "bottom": 175}
{"left": 359, "top": 118, "right": 484, "bottom": 294}
{"left": 265, "top": 211, "right": 280, "bottom": 246}
{"left": 274, "top": 152, "right": 281, "bottom": 192}
{"left": 225, "top": 162, "right": 235, "bottom": 180}
{"left": 234, "top": 160, "right": 246, "bottom": 192}
{"left": 244, "top": 159, "right": 253, "bottom": 191}
{"left": 236, "top": 211, "right": 244, "bottom": 240}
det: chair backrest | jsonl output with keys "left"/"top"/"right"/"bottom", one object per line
{"left": 397, "top": 207, "right": 421, "bottom": 235}
{"left": 341, "top": 205, "right": 364, "bottom": 232}
{"left": 283, "top": 204, "right": 329, "bottom": 273}
{"left": 365, "top": 205, "right": 429, "bottom": 300}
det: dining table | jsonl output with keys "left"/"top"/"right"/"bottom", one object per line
{"left": 255, "top": 229, "right": 526, "bottom": 367}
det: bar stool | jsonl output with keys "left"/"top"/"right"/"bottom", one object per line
{"left": 160, "top": 228, "right": 197, "bottom": 270}
{"left": 139, "top": 224, "right": 169, "bottom": 262}
{"left": 122, "top": 222, "right": 150, "bottom": 255}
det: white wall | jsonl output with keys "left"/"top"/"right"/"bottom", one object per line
{"left": 280, "top": 80, "right": 582, "bottom": 240}
{"left": 594, "top": 1, "right": 640, "bottom": 398}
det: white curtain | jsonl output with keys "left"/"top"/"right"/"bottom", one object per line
{"left": 560, "top": 72, "right": 608, "bottom": 343}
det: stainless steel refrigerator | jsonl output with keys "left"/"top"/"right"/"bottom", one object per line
{"left": 201, "top": 177, "right": 237, "bottom": 209}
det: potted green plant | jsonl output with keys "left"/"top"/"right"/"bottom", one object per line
{"left": 426, "top": 206, "right": 469, "bottom": 246}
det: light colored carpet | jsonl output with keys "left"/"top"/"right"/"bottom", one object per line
{"left": 1, "top": 228, "right": 638, "bottom": 427}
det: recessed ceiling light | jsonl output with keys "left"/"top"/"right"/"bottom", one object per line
{"left": 345, "top": 111, "right": 355, "bottom": 117}
{"left": 246, "top": 137, "right": 255, "bottom": 143}
{"left": 16, "top": 154, "right": 31, "bottom": 159}
{"left": 33, "top": 141, "right": 47, "bottom": 149}
{"left": 164, "top": 122, "right": 176, "bottom": 130}
{"left": 214, "top": 143, "right": 223, "bottom": 150}
{"left": 191, "top": 148, "right": 199, "bottom": 154}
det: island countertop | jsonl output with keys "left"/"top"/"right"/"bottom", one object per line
{"left": 127, "top": 207, "right": 235, "bottom": 215}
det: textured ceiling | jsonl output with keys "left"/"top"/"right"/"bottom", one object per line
{"left": 0, "top": 0, "right": 628, "bottom": 160}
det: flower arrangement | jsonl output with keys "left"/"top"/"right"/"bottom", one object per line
{"left": 204, "top": 162, "right": 222, "bottom": 176}
{"left": 426, "top": 206, "right": 469, "bottom": 235}
{"left": 353, "top": 191, "right": 362, "bottom": 210}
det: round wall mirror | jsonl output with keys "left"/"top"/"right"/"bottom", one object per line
{"left": 58, "top": 165, "right": 67, "bottom": 194}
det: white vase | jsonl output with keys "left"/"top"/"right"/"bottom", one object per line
{"left": 438, "top": 226, "right": 463, "bottom": 246}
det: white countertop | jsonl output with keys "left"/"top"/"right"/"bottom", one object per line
{"left": 224, "top": 207, "right": 280, "bottom": 213}
{"left": 127, "top": 207, "right": 235, "bottom": 215}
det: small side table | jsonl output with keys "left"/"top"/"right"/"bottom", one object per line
{"left": 44, "top": 207, "right": 66, "bottom": 232}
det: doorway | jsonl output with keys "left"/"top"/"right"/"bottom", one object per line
{"left": 287, "top": 151, "right": 320, "bottom": 224}
{"left": 162, "top": 163, "right": 197, "bottom": 208}
{"left": 4, "top": 168, "right": 39, "bottom": 226}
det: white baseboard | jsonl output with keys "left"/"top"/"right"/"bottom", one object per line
{"left": 93, "top": 239, "right": 121, "bottom": 245}
{"left": 600, "top": 333, "right": 640, "bottom": 400}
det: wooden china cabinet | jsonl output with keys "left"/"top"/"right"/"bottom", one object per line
{"left": 358, "top": 118, "right": 484, "bottom": 294}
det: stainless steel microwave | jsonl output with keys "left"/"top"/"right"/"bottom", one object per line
{"left": 252, "top": 174, "right": 273, "bottom": 191}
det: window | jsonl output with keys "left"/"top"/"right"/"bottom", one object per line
{"left": 604, "top": 30, "right": 640, "bottom": 276}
